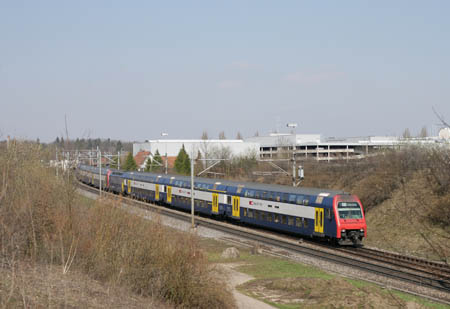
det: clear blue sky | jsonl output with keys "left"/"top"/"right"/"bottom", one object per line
{"left": 1, "top": 1, "right": 449, "bottom": 142}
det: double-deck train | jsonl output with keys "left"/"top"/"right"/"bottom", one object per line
{"left": 76, "top": 164, "right": 367, "bottom": 245}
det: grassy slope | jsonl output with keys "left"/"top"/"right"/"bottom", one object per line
{"left": 201, "top": 238, "right": 446, "bottom": 309}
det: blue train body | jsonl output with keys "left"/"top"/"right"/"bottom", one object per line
{"left": 76, "top": 164, "right": 367, "bottom": 244}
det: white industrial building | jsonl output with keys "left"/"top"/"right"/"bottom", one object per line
{"left": 133, "top": 139, "right": 260, "bottom": 160}
{"left": 133, "top": 128, "right": 450, "bottom": 167}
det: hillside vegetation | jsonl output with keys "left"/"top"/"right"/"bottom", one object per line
{"left": 0, "top": 142, "right": 233, "bottom": 308}
{"left": 200, "top": 145, "right": 450, "bottom": 261}
{"left": 257, "top": 146, "right": 450, "bottom": 261}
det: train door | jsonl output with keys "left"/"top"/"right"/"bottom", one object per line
{"left": 212, "top": 193, "right": 219, "bottom": 213}
{"left": 127, "top": 180, "right": 132, "bottom": 194}
{"left": 155, "top": 184, "right": 160, "bottom": 201}
{"left": 314, "top": 208, "right": 324, "bottom": 233}
{"left": 232, "top": 196, "right": 240, "bottom": 218}
{"left": 167, "top": 186, "right": 172, "bottom": 204}
{"left": 121, "top": 180, "right": 125, "bottom": 193}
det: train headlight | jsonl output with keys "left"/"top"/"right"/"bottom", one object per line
{"left": 360, "top": 229, "right": 364, "bottom": 232}
{"left": 341, "top": 229, "right": 346, "bottom": 233}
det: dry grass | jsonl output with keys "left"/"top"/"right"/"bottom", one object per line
{"left": 0, "top": 142, "right": 234, "bottom": 308}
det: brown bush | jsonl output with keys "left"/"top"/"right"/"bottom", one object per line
{"left": 0, "top": 142, "right": 234, "bottom": 308}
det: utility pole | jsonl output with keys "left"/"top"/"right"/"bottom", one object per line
{"left": 117, "top": 151, "right": 120, "bottom": 170}
{"left": 98, "top": 147, "right": 102, "bottom": 196}
{"left": 287, "top": 123, "right": 298, "bottom": 186}
{"left": 56, "top": 147, "right": 59, "bottom": 177}
{"left": 161, "top": 132, "right": 169, "bottom": 174}
{"left": 190, "top": 155, "right": 195, "bottom": 229}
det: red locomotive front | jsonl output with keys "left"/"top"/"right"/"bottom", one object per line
{"left": 334, "top": 195, "right": 367, "bottom": 245}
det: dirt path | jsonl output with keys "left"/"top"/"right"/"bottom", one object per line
{"left": 219, "top": 263, "right": 274, "bottom": 309}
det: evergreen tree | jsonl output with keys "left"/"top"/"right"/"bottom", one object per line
{"left": 144, "top": 157, "right": 152, "bottom": 172}
{"left": 150, "top": 150, "right": 163, "bottom": 172}
{"left": 182, "top": 151, "right": 191, "bottom": 175}
{"left": 123, "top": 152, "right": 137, "bottom": 171}
{"left": 174, "top": 145, "right": 191, "bottom": 175}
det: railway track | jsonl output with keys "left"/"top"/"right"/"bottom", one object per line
{"left": 78, "top": 182, "right": 450, "bottom": 302}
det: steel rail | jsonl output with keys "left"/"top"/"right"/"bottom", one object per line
{"left": 77, "top": 181, "right": 450, "bottom": 296}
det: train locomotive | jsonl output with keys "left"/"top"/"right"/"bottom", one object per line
{"left": 76, "top": 164, "right": 367, "bottom": 245}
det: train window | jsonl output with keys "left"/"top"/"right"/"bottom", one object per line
{"left": 289, "top": 194, "right": 297, "bottom": 203}
{"left": 255, "top": 191, "right": 261, "bottom": 199}
{"left": 227, "top": 195, "right": 231, "bottom": 204}
{"left": 246, "top": 190, "right": 255, "bottom": 198}
{"left": 254, "top": 210, "right": 259, "bottom": 220}
{"left": 296, "top": 218, "right": 302, "bottom": 227}
{"left": 268, "top": 192, "right": 274, "bottom": 201}
{"left": 267, "top": 213, "right": 273, "bottom": 222}
{"left": 275, "top": 194, "right": 281, "bottom": 202}
{"left": 304, "top": 218, "right": 309, "bottom": 228}
{"left": 261, "top": 212, "right": 267, "bottom": 221}
{"left": 296, "top": 196, "right": 304, "bottom": 204}
{"left": 236, "top": 185, "right": 244, "bottom": 194}
{"left": 281, "top": 215, "right": 287, "bottom": 224}
{"left": 282, "top": 193, "right": 289, "bottom": 202}
{"left": 248, "top": 209, "right": 253, "bottom": 218}
{"left": 243, "top": 208, "right": 247, "bottom": 217}
{"left": 288, "top": 216, "right": 294, "bottom": 226}
{"left": 262, "top": 192, "right": 268, "bottom": 200}
{"left": 304, "top": 199, "right": 309, "bottom": 206}
{"left": 319, "top": 212, "right": 323, "bottom": 227}
{"left": 274, "top": 214, "right": 279, "bottom": 223}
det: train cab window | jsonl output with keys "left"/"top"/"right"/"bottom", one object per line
{"left": 243, "top": 208, "right": 248, "bottom": 217}
{"left": 289, "top": 194, "right": 297, "bottom": 203}
{"left": 281, "top": 215, "right": 287, "bottom": 224}
{"left": 296, "top": 218, "right": 302, "bottom": 228}
{"left": 288, "top": 217, "right": 294, "bottom": 226}
{"left": 227, "top": 195, "right": 232, "bottom": 204}
{"left": 274, "top": 214, "right": 279, "bottom": 223}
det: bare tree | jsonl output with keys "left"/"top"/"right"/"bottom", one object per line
{"left": 402, "top": 128, "right": 412, "bottom": 139}
{"left": 418, "top": 126, "right": 428, "bottom": 138}
{"left": 201, "top": 130, "right": 209, "bottom": 140}
{"left": 218, "top": 131, "right": 226, "bottom": 140}
{"left": 432, "top": 106, "right": 450, "bottom": 128}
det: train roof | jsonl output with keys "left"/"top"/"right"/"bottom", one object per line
{"left": 78, "top": 164, "right": 346, "bottom": 198}
{"left": 126, "top": 170, "right": 346, "bottom": 198}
